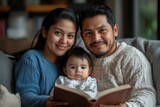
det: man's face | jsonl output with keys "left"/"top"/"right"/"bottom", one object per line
{"left": 81, "top": 15, "right": 118, "bottom": 58}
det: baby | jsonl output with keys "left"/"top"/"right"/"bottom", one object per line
{"left": 0, "top": 84, "right": 21, "bottom": 107}
{"left": 51, "top": 46, "right": 97, "bottom": 98}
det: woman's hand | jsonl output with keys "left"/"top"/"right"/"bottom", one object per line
{"left": 98, "top": 103, "right": 128, "bottom": 107}
{"left": 46, "top": 96, "right": 68, "bottom": 107}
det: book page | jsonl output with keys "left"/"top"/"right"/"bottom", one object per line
{"left": 95, "top": 84, "right": 132, "bottom": 105}
{"left": 97, "top": 84, "right": 131, "bottom": 98}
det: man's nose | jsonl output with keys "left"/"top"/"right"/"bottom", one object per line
{"left": 93, "top": 32, "right": 101, "bottom": 41}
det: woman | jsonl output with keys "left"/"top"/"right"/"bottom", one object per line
{"left": 15, "top": 8, "right": 79, "bottom": 107}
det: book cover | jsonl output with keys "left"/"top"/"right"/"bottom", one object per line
{"left": 52, "top": 84, "right": 132, "bottom": 107}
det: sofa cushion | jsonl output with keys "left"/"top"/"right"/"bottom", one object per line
{"left": 118, "top": 37, "right": 160, "bottom": 105}
{"left": 0, "top": 84, "right": 21, "bottom": 107}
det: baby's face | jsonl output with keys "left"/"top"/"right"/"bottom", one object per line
{"left": 64, "top": 56, "right": 92, "bottom": 80}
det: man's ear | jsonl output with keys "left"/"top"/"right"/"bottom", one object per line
{"left": 42, "top": 27, "right": 47, "bottom": 38}
{"left": 113, "top": 24, "right": 119, "bottom": 37}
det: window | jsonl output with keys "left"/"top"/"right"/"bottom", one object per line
{"left": 107, "top": 0, "right": 158, "bottom": 40}
{"left": 140, "top": 0, "right": 157, "bottom": 39}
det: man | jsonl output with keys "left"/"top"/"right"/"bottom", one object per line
{"left": 79, "top": 3, "right": 156, "bottom": 107}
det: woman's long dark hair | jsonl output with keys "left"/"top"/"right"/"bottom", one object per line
{"left": 15, "top": 8, "right": 79, "bottom": 62}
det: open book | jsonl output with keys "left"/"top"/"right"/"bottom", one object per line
{"left": 52, "top": 84, "right": 132, "bottom": 107}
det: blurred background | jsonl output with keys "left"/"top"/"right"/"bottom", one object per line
{"left": 103, "top": 0, "right": 158, "bottom": 40}
{"left": 0, "top": 0, "right": 159, "bottom": 54}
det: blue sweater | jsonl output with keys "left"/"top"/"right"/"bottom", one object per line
{"left": 15, "top": 50, "right": 60, "bottom": 107}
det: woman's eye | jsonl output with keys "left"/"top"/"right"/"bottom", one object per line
{"left": 54, "top": 31, "right": 62, "bottom": 36}
{"left": 68, "top": 34, "right": 75, "bottom": 39}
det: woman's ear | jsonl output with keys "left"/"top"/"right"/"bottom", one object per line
{"left": 42, "top": 27, "right": 47, "bottom": 38}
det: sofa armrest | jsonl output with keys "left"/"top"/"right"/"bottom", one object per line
{"left": 118, "top": 37, "right": 160, "bottom": 105}
{"left": 0, "top": 51, "right": 15, "bottom": 93}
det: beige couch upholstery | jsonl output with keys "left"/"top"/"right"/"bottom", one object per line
{"left": 0, "top": 37, "right": 160, "bottom": 106}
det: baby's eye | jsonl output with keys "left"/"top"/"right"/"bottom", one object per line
{"left": 81, "top": 66, "right": 87, "bottom": 69}
{"left": 70, "top": 66, "right": 76, "bottom": 69}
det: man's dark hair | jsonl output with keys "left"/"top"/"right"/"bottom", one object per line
{"left": 79, "top": 3, "right": 116, "bottom": 30}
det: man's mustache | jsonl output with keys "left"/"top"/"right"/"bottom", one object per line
{"left": 90, "top": 41, "right": 106, "bottom": 47}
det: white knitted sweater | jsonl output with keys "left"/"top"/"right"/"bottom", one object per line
{"left": 90, "top": 42, "right": 156, "bottom": 107}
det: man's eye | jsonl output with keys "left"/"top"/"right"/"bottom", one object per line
{"left": 85, "top": 32, "right": 92, "bottom": 36}
{"left": 99, "top": 28, "right": 107, "bottom": 33}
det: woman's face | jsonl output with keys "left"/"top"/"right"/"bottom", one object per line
{"left": 43, "top": 19, "right": 76, "bottom": 60}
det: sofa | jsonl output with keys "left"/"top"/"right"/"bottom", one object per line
{"left": 118, "top": 37, "right": 160, "bottom": 107}
{"left": 0, "top": 37, "right": 160, "bottom": 106}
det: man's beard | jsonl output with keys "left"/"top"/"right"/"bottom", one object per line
{"left": 91, "top": 41, "right": 116, "bottom": 58}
